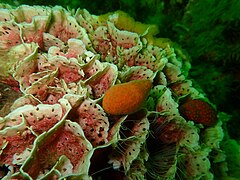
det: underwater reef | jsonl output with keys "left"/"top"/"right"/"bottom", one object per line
{"left": 0, "top": 2, "right": 239, "bottom": 180}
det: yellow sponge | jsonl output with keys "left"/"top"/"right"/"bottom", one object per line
{"left": 102, "top": 79, "right": 152, "bottom": 115}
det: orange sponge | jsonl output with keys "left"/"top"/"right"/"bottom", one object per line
{"left": 102, "top": 79, "right": 152, "bottom": 115}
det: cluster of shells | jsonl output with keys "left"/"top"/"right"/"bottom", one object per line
{"left": 0, "top": 4, "right": 225, "bottom": 180}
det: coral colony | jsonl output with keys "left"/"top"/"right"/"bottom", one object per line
{"left": 0, "top": 4, "right": 226, "bottom": 179}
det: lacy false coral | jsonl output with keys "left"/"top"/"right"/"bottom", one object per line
{"left": 0, "top": 4, "right": 224, "bottom": 180}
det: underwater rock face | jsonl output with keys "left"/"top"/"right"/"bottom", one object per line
{"left": 0, "top": 4, "right": 226, "bottom": 180}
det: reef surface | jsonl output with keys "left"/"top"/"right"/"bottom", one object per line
{"left": 0, "top": 4, "right": 233, "bottom": 180}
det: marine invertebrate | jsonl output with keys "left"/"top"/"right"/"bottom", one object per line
{"left": 102, "top": 79, "right": 152, "bottom": 115}
{"left": 0, "top": 4, "right": 228, "bottom": 180}
{"left": 179, "top": 99, "right": 217, "bottom": 126}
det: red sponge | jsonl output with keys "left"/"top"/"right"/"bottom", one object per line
{"left": 179, "top": 99, "right": 217, "bottom": 126}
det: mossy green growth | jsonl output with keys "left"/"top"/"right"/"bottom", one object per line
{"left": 221, "top": 139, "right": 240, "bottom": 177}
